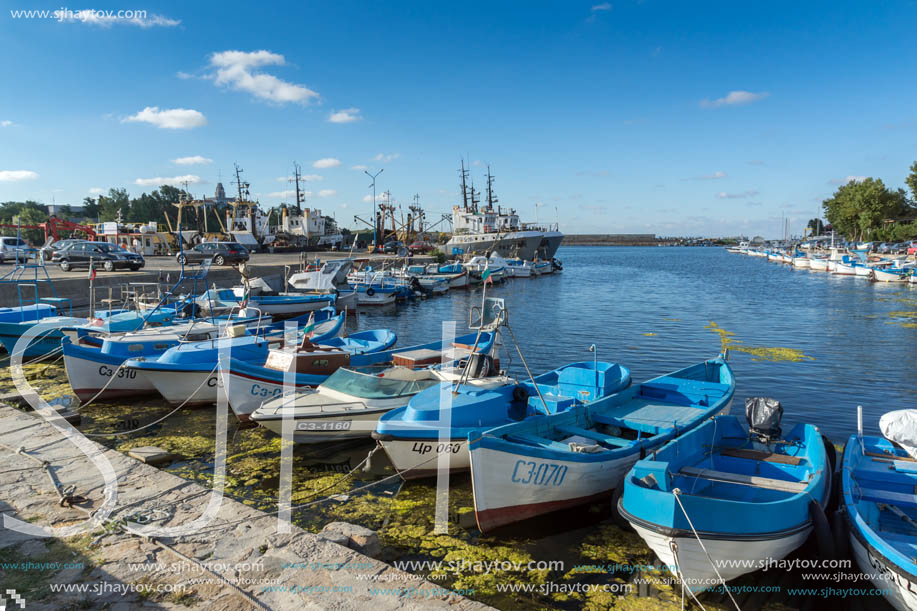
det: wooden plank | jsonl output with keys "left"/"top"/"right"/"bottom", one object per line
{"left": 556, "top": 425, "right": 632, "bottom": 448}
{"left": 720, "top": 447, "right": 802, "bottom": 466}
{"left": 867, "top": 450, "right": 916, "bottom": 463}
{"left": 857, "top": 487, "right": 917, "bottom": 509}
{"left": 679, "top": 466, "right": 808, "bottom": 493}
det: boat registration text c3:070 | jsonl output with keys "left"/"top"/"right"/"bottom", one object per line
{"left": 295, "top": 421, "right": 352, "bottom": 432}
{"left": 511, "top": 460, "right": 567, "bottom": 486}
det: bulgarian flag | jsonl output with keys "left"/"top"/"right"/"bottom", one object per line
{"left": 482, "top": 268, "right": 493, "bottom": 285}
{"left": 88, "top": 260, "right": 96, "bottom": 282}
{"left": 302, "top": 311, "right": 316, "bottom": 338}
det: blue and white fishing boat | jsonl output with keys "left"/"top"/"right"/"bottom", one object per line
{"left": 531, "top": 259, "right": 552, "bottom": 275}
{"left": 468, "top": 356, "right": 734, "bottom": 532}
{"left": 62, "top": 309, "right": 343, "bottom": 401}
{"left": 221, "top": 330, "right": 494, "bottom": 420}
{"left": 376, "top": 358, "right": 631, "bottom": 479}
{"left": 620, "top": 409, "right": 832, "bottom": 591}
{"left": 128, "top": 325, "right": 394, "bottom": 407}
{"left": 197, "top": 288, "right": 333, "bottom": 319}
{"left": 842, "top": 411, "right": 917, "bottom": 611}
{"left": 504, "top": 258, "right": 533, "bottom": 278}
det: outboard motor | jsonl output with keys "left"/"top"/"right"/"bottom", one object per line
{"left": 745, "top": 397, "right": 783, "bottom": 442}
{"left": 465, "top": 352, "right": 498, "bottom": 379}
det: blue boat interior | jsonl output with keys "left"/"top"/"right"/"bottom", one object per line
{"left": 844, "top": 435, "right": 917, "bottom": 565}
{"left": 629, "top": 417, "right": 820, "bottom": 504}
{"left": 492, "top": 359, "right": 733, "bottom": 454}
{"left": 522, "top": 361, "right": 629, "bottom": 414}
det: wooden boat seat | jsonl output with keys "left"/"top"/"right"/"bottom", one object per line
{"left": 679, "top": 466, "right": 808, "bottom": 493}
{"left": 507, "top": 433, "right": 574, "bottom": 452}
{"left": 556, "top": 425, "right": 632, "bottom": 448}
{"left": 720, "top": 448, "right": 803, "bottom": 466}
{"left": 855, "top": 486, "right": 917, "bottom": 509}
{"left": 595, "top": 402, "right": 703, "bottom": 435}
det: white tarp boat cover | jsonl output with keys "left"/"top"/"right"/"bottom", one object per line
{"left": 880, "top": 409, "right": 917, "bottom": 459}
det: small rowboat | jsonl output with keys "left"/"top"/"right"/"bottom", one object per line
{"left": 468, "top": 356, "right": 734, "bottom": 532}
{"left": 620, "top": 412, "right": 832, "bottom": 591}
{"left": 809, "top": 258, "right": 829, "bottom": 272}
{"left": 874, "top": 267, "right": 910, "bottom": 283}
{"left": 842, "top": 422, "right": 917, "bottom": 611}
{"left": 793, "top": 257, "right": 811, "bottom": 269}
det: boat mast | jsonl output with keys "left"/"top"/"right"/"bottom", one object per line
{"left": 459, "top": 160, "right": 470, "bottom": 211}
{"left": 293, "top": 162, "right": 305, "bottom": 214}
{"left": 485, "top": 165, "right": 497, "bottom": 212}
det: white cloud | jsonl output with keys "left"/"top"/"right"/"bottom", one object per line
{"left": 123, "top": 107, "right": 207, "bottom": 129}
{"left": 172, "top": 155, "right": 212, "bottom": 166}
{"left": 313, "top": 158, "right": 341, "bottom": 169}
{"left": 134, "top": 174, "right": 203, "bottom": 187}
{"left": 591, "top": 2, "right": 612, "bottom": 10}
{"left": 472, "top": 160, "right": 483, "bottom": 167}
{"left": 362, "top": 194, "right": 385, "bottom": 203}
{"left": 829, "top": 175, "right": 867, "bottom": 185}
{"left": 0, "top": 170, "right": 39, "bottom": 182}
{"left": 372, "top": 153, "right": 400, "bottom": 162}
{"left": 1, "top": 120, "right": 13, "bottom": 127}
{"left": 88, "top": 187, "right": 104, "bottom": 194}
{"left": 700, "top": 91, "right": 769, "bottom": 108}
{"left": 718, "top": 189, "right": 759, "bottom": 199}
{"left": 318, "top": 189, "right": 336, "bottom": 197}
{"left": 340, "top": 203, "right": 349, "bottom": 209}
{"left": 328, "top": 108, "right": 362, "bottom": 123}
{"left": 207, "top": 50, "right": 319, "bottom": 105}
{"left": 688, "top": 171, "right": 727, "bottom": 180}
{"left": 351, "top": 165, "right": 368, "bottom": 171}
{"left": 267, "top": 189, "right": 311, "bottom": 199}
{"left": 61, "top": 10, "right": 179, "bottom": 28}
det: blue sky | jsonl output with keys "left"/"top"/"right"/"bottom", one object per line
{"left": 1, "top": 1, "right": 916, "bottom": 238}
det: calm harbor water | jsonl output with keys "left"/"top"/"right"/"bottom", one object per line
{"left": 8, "top": 245, "right": 915, "bottom": 609}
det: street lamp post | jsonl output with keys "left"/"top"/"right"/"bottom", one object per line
{"left": 365, "top": 169, "right": 384, "bottom": 251}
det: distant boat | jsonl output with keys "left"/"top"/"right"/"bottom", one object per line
{"left": 468, "top": 356, "right": 734, "bottom": 532}
{"left": 809, "top": 258, "right": 829, "bottom": 272}
{"left": 620, "top": 413, "right": 831, "bottom": 591}
{"left": 792, "top": 256, "right": 811, "bottom": 269}
{"left": 504, "top": 258, "right": 533, "bottom": 277}
{"left": 197, "top": 288, "right": 333, "bottom": 319}
{"left": 842, "top": 426, "right": 917, "bottom": 610}
{"left": 531, "top": 260, "right": 552, "bottom": 275}
{"left": 874, "top": 267, "right": 910, "bottom": 283}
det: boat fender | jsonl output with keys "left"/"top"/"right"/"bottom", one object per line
{"left": 512, "top": 386, "right": 529, "bottom": 402}
{"left": 611, "top": 486, "right": 633, "bottom": 531}
{"left": 810, "top": 500, "right": 835, "bottom": 560}
{"left": 831, "top": 507, "right": 849, "bottom": 559}
{"left": 821, "top": 433, "right": 838, "bottom": 474}
{"left": 366, "top": 287, "right": 375, "bottom": 297}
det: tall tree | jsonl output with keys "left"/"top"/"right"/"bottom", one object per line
{"left": 907, "top": 161, "right": 917, "bottom": 204}
{"left": 806, "top": 218, "right": 825, "bottom": 235}
{"left": 99, "top": 188, "right": 129, "bottom": 221}
{"left": 822, "top": 178, "right": 908, "bottom": 241}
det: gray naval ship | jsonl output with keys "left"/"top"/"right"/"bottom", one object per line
{"left": 444, "top": 163, "right": 564, "bottom": 260}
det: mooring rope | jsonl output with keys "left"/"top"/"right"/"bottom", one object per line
{"left": 671, "top": 488, "right": 741, "bottom": 611}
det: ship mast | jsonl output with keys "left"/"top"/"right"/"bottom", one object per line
{"left": 459, "top": 160, "right": 470, "bottom": 211}
{"left": 485, "top": 165, "right": 497, "bottom": 212}
{"left": 292, "top": 162, "right": 305, "bottom": 214}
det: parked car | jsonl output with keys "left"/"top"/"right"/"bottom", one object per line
{"left": 908, "top": 241, "right": 917, "bottom": 255}
{"left": 53, "top": 241, "right": 144, "bottom": 272}
{"left": 383, "top": 240, "right": 405, "bottom": 254}
{"left": 0, "top": 236, "right": 37, "bottom": 263}
{"left": 175, "top": 241, "right": 250, "bottom": 266}
{"left": 408, "top": 240, "right": 434, "bottom": 254}
{"left": 40, "top": 238, "right": 92, "bottom": 263}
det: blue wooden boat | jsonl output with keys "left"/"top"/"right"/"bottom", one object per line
{"left": 62, "top": 309, "right": 343, "bottom": 401}
{"left": 620, "top": 414, "right": 831, "bottom": 591}
{"left": 374, "top": 359, "right": 632, "bottom": 480}
{"left": 197, "top": 288, "right": 334, "bottom": 319}
{"left": 221, "top": 331, "right": 496, "bottom": 420}
{"left": 842, "top": 431, "right": 917, "bottom": 610}
{"left": 468, "top": 356, "right": 734, "bottom": 532}
{"left": 127, "top": 326, "right": 396, "bottom": 407}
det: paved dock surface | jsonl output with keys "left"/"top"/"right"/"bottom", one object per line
{"left": 0, "top": 406, "right": 489, "bottom": 610}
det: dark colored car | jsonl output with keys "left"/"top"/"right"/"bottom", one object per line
{"left": 176, "top": 241, "right": 250, "bottom": 266}
{"left": 408, "top": 240, "right": 434, "bottom": 254}
{"left": 383, "top": 240, "right": 405, "bottom": 254}
{"left": 53, "top": 241, "right": 145, "bottom": 272}
{"left": 40, "top": 238, "right": 92, "bottom": 263}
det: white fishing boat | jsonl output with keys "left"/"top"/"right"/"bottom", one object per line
{"left": 464, "top": 255, "right": 505, "bottom": 281}
{"left": 874, "top": 267, "right": 910, "bottom": 283}
{"left": 251, "top": 367, "right": 444, "bottom": 443}
{"left": 835, "top": 261, "right": 857, "bottom": 275}
{"left": 504, "top": 258, "right": 533, "bottom": 277}
{"left": 855, "top": 265, "right": 874, "bottom": 279}
{"left": 809, "top": 258, "right": 829, "bottom": 272}
{"left": 531, "top": 260, "right": 551, "bottom": 275}
{"left": 792, "top": 257, "right": 811, "bottom": 269}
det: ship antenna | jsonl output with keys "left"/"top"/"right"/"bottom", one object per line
{"left": 459, "top": 159, "right": 470, "bottom": 210}
{"left": 292, "top": 161, "right": 304, "bottom": 213}
{"left": 486, "top": 165, "right": 497, "bottom": 211}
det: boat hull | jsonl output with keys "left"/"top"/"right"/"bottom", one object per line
{"left": 139, "top": 368, "right": 221, "bottom": 406}
{"left": 630, "top": 522, "right": 811, "bottom": 591}
{"left": 375, "top": 437, "right": 471, "bottom": 478}
{"left": 63, "top": 346, "right": 156, "bottom": 401}
{"left": 220, "top": 363, "right": 323, "bottom": 420}
{"left": 809, "top": 259, "right": 829, "bottom": 271}
{"left": 874, "top": 268, "right": 909, "bottom": 283}
{"left": 471, "top": 442, "right": 639, "bottom": 531}
{"left": 849, "top": 529, "right": 917, "bottom": 611}
{"left": 793, "top": 258, "right": 811, "bottom": 268}
{"left": 855, "top": 265, "right": 875, "bottom": 278}
{"left": 257, "top": 409, "right": 393, "bottom": 443}
{"left": 834, "top": 262, "right": 857, "bottom": 275}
